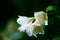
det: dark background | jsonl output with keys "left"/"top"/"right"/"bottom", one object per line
{"left": 0, "top": 0, "right": 54, "bottom": 29}
{"left": 0, "top": 0, "right": 60, "bottom": 40}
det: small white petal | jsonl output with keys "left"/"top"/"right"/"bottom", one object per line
{"left": 17, "top": 16, "right": 34, "bottom": 25}
{"left": 26, "top": 28, "right": 32, "bottom": 36}
{"left": 17, "top": 16, "right": 28, "bottom": 25}
{"left": 45, "top": 20, "right": 48, "bottom": 25}
{"left": 18, "top": 24, "right": 28, "bottom": 32}
{"left": 26, "top": 24, "right": 33, "bottom": 36}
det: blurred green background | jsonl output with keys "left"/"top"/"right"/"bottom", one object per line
{"left": 0, "top": 0, "right": 60, "bottom": 40}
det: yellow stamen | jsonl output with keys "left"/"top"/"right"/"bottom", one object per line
{"left": 33, "top": 25, "right": 42, "bottom": 32}
{"left": 38, "top": 13, "right": 46, "bottom": 20}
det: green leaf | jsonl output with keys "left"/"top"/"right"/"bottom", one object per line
{"left": 52, "top": 36, "right": 60, "bottom": 40}
{"left": 46, "top": 6, "right": 57, "bottom": 13}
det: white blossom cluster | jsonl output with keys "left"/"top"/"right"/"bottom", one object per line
{"left": 17, "top": 11, "right": 48, "bottom": 37}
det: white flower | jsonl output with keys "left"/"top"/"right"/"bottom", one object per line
{"left": 18, "top": 24, "right": 28, "bottom": 32}
{"left": 26, "top": 21, "right": 44, "bottom": 37}
{"left": 17, "top": 16, "right": 35, "bottom": 32}
{"left": 34, "top": 11, "right": 48, "bottom": 25}
{"left": 17, "top": 11, "right": 48, "bottom": 37}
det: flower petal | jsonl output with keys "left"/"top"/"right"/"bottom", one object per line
{"left": 34, "top": 11, "right": 47, "bottom": 21}
{"left": 45, "top": 20, "right": 48, "bottom": 25}
{"left": 18, "top": 24, "right": 28, "bottom": 32}
{"left": 17, "top": 16, "right": 35, "bottom": 25}
{"left": 34, "top": 11, "right": 48, "bottom": 25}
{"left": 26, "top": 22, "right": 44, "bottom": 37}
{"left": 17, "top": 16, "right": 29, "bottom": 25}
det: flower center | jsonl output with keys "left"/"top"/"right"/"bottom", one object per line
{"left": 33, "top": 25, "right": 42, "bottom": 32}
{"left": 38, "top": 14, "right": 46, "bottom": 20}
